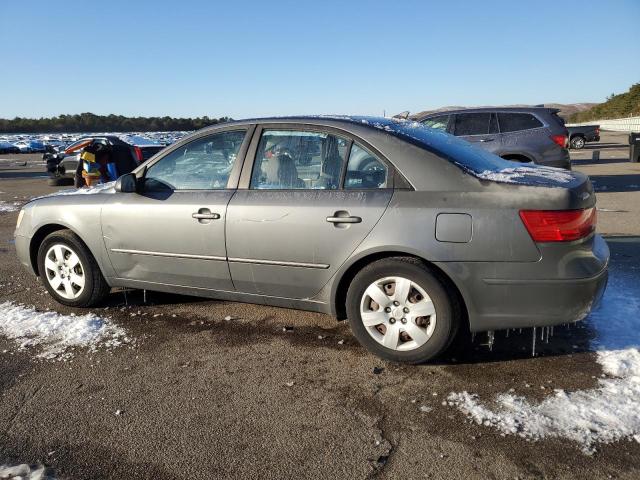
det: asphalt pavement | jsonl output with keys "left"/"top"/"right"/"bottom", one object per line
{"left": 0, "top": 132, "right": 638, "bottom": 479}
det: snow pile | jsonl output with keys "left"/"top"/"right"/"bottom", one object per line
{"left": 475, "top": 166, "right": 574, "bottom": 184}
{"left": 0, "top": 201, "right": 19, "bottom": 213}
{"left": 447, "top": 272, "right": 640, "bottom": 454}
{"left": 0, "top": 463, "right": 54, "bottom": 479}
{"left": 0, "top": 302, "right": 129, "bottom": 360}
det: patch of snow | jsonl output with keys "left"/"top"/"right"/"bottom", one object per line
{"left": 447, "top": 271, "right": 640, "bottom": 454}
{"left": 475, "top": 166, "right": 574, "bottom": 184}
{"left": 39, "top": 181, "right": 116, "bottom": 199}
{"left": 0, "top": 201, "right": 20, "bottom": 213}
{"left": 0, "top": 463, "right": 54, "bottom": 479}
{"left": 0, "top": 302, "right": 130, "bottom": 360}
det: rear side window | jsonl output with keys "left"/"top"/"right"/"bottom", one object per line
{"left": 422, "top": 115, "right": 449, "bottom": 131}
{"left": 453, "top": 113, "right": 491, "bottom": 136}
{"left": 344, "top": 144, "right": 388, "bottom": 189}
{"left": 497, "top": 113, "right": 543, "bottom": 133}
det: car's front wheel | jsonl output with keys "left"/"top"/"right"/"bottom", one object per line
{"left": 346, "top": 257, "right": 458, "bottom": 363}
{"left": 37, "top": 230, "right": 110, "bottom": 307}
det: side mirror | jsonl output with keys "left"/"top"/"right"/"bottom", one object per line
{"left": 115, "top": 173, "right": 137, "bottom": 193}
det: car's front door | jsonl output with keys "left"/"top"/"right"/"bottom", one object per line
{"left": 452, "top": 112, "right": 501, "bottom": 154}
{"left": 226, "top": 127, "right": 393, "bottom": 299}
{"left": 101, "top": 128, "right": 250, "bottom": 290}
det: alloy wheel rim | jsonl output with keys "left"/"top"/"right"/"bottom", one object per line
{"left": 574, "top": 138, "right": 584, "bottom": 148}
{"left": 44, "top": 244, "right": 85, "bottom": 300}
{"left": 360, "top": 276, "right": 437, "bottom": 351}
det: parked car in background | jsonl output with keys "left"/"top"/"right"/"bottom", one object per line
{"left": 45, "top": 135, "right": 165, "bottom": 186}
{"left": 0, "top": 141, "right": 21, "bottom": 154}
{"left": 13, "top": 141, "right": 32, "bottom": 153}
{"left": 16, "top": 116, "right": 608, "bottom": 364}
{"left": 417, "top": 107, "right": 571, "bottom": 169}
{"left": 567, "top": 125, "right": 600, "bottom": 149}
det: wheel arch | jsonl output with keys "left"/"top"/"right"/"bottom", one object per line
{"left": 500, "top": 153, "right": 535, "bottom": 163}
{"left": 29, "top": 223, "right": 95, "bottom": 276}
{"left": 331, "top": 250, "right": 469, "bottom": 328}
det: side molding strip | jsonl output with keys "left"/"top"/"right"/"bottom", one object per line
{"left": 110, "top": 249, "right": 329, "bottom": 269}
{"left": 228, "top": 257, "right": 330, "bottom": 269}
{"left": 110, "top": 248, "right": 226, "bottom": 261}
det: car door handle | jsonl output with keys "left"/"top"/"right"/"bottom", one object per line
{"left": 192, "top": 212, "right": 220, "bottom": 220}
{"left": 326, "top": 215, "right": 362, "bottom": 224}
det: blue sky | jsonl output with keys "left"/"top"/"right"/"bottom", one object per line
{"left": 1, "top": 0, "right": 638, "bottom": 119}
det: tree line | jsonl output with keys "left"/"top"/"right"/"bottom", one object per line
{"left": 0, "top": 113, "right": 232, "bottom": 133}
{"left": 569, "top": 83, "right": 640, "bottom": 123}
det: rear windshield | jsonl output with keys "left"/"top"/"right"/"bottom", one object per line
{"left": 357, "top": 117, "right": 509, "bottom": 174}
{"left": 353, "top": 117, "right": 577, "bottom": 186}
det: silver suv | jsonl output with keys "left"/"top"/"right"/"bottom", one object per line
{"left": 416, "top": 107, "right": 571, "bottom": 169}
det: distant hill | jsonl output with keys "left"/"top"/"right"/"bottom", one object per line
{"left": 568, "top": 83, "right": 640, "bottom": 123}
{"left": 410, "top": 103, "right": 597, "bottom": 121}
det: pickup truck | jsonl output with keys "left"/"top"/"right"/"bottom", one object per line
{"left": 567, "top": 125, "right": 600, "bottom": 150}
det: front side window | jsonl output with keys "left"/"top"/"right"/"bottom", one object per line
{"left": 498, "top": 113, "right": 543, "bottom": 133}
{"left": 251, "top": 130, "right": 349, "bottom": 190}
{"left": 422, "top": 115, "right": 449, "bottom": 131}
{"left": 453, "top": 113, "right": 491, "bottom": 136}
{"left": 145, "top": 130, "right": 246, "bottom": 190}
{"left": 344, "top": 144, "right": 388, "bottom": 189}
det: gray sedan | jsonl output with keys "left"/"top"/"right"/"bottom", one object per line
{"left": 14, "top": 117, "right": 609, "bottom": 363}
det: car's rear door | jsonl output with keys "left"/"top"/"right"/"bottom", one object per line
{"left": 101, "top": 127, "right": 252, "bottom": 290}
{"left": 452, "top": 112, "right": 500, "bottom": 154}
{"left": 496, "top": 112, "right": 547, "bottom": 161}
{"left": 225, "top": 125, "right": 393, "bottom": 299}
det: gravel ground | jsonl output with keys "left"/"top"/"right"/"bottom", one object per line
{"left": 0, "top": 132, "right": 638, "bottom": 479}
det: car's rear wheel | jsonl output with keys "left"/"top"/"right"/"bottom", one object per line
{"left": 346, "top": 257, "right": 458, "bottom": 363}
{"left": 37, "top": 230, "right": 110, "bottom": 307}
{"left": 570, "top": 136, "right": 585, "bottom": 149}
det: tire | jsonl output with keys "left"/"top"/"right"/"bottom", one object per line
{"left": 570, "top": 136, "right": 585, "bottom": 150}
{"left": 37, "top": 230, "right": 110, "bottom": 307}
{"left": 346, "top": 257, "right": 459, "bottom": 363}
{"left": 47, "top": 177, "right": 74, "bottom": 186}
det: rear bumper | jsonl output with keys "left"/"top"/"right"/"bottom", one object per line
{"left": 437, "top": 234, "right": 610, "bottom": 332}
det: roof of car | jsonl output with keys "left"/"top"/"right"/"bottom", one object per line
{"left": 73, "top": 135, "right": 162, "bottom": 147}
{"left": 416, "top": 107, "right": 560, "bottom": 119}
{"left": 198, "top": 115, "right": 421, "bottom": 133}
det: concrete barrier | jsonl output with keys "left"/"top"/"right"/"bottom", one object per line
{"left": 567, "top": 116, "right": 640, "bottom": 132}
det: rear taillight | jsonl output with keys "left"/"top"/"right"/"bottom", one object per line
{"left": 134, "top": 146, "right": 144, "bottom": 163}
{"left": 519, "top": 208, "right": 596, "bottom": 242}
{"left": 595, "top": 127, "right": 600, "bottom": 135}
{"left": 550, "top": 134, "right": 568, "bottom": 148}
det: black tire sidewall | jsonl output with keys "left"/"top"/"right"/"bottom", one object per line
{"left": 37, "top": 232, "right": 97, "bottom": 307}
{"left": 346, "top": 259, "right": 456, "bottom": 364}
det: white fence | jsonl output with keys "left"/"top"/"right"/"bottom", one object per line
{"left": 566, "top": 116, "right": 640, "bottom": 132}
